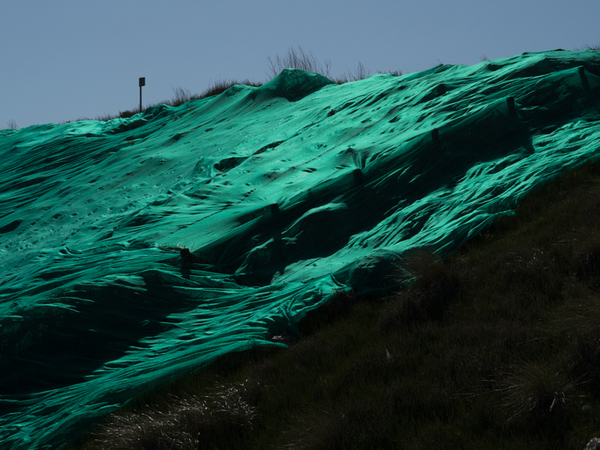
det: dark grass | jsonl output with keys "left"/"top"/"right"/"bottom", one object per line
{"left": 68, "top": 157, "right": 600, "bottom": 449}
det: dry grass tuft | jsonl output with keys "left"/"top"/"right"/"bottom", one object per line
{"left": 87, "top": 381, "right": 256, "bottom": 450}
{"left": 496, "top": 360, "right": 580, "bottom": 430}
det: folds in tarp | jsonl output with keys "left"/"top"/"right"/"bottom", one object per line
{"left": 1, "top": 50, "right": 600, "bottom": 448}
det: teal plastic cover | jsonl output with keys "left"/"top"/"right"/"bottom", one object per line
{"left": 1, "top": 49, "right": 600, "bottom": 448}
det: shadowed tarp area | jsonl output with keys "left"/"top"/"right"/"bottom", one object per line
{"left": 1, "top": 50, "right": 600, "bottom": 448}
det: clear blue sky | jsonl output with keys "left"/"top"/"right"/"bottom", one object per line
{"left": 2, "top": 0, "right": 599, "bottom": 129}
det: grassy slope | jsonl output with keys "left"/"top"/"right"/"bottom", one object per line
{"left": 70, "top": 158, "right": 600, "bottom": 450}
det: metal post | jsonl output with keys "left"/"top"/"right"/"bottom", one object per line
{"left": 139, "top": 77, "right": 145, "bottom": 112}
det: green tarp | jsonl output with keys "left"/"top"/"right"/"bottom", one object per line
{"left": 1, "top": 49, "right": 600, "bottom": 448}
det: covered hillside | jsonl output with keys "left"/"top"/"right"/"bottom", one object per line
{"left": 1, "top": 49, "right": 599, "bottom": 449}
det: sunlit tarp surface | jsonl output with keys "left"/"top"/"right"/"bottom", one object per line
{"left": 1, "top": 50, "right": 600, "bottom": 448}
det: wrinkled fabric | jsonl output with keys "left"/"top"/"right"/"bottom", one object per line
{"left": 1, "top": 50, "right": 600, "bottom": 448}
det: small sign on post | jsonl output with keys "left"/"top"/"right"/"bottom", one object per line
{"left": 139, "top": 77, "right": 145, "bottom": 112}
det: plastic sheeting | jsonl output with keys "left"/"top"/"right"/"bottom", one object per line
{"left": 1, "top": 49, "right": 600, "bottom": 448}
